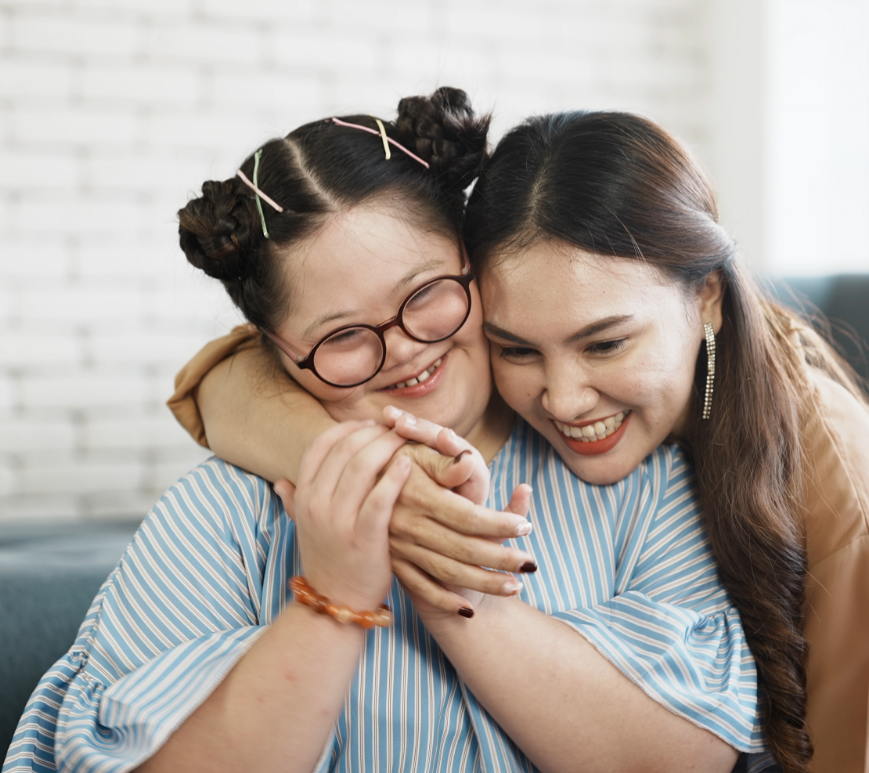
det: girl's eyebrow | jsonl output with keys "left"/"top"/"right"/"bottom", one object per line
{"left": 484, "top": 315, "right": 635, "bottom": 346}
{"left": 302, "top": 260, "right": 446, "bottom": 339}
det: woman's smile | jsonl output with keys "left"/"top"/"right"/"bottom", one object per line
{"left": 481, "top": 241, "right": 716, "bottom": 485}
{"left": 552, "top": 410, "right": 631, "bottom": 456}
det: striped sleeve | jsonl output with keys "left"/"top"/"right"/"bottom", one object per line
{"left": 3, "top": 460, "right": 275, "bottom": 773}
{"left": 551, "top": 446, "right": 766, "bottom": 753}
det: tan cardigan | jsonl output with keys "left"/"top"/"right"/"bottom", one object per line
{"left": 800, "top": 369, "right": 869, "bottom": 773}
{"left": 168, "top": 328, "right": 869, "bottom": 772}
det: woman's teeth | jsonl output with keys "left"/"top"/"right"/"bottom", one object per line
{"left": 386, "top": 358, "right": 442, "bottom": 390}
{"left": 554, "top": 411, "right": 629, "bottom": 442}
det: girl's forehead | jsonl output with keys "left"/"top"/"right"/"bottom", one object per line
{"left": 280, "top": 209, "right": 461, "bottom": 335}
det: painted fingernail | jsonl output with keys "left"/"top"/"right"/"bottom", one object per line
{"left": 403, "top": 415, "right": 417, "bottom": 426}
{"left": 385, "top": 406, "right": 402, "bottom": 420}
{"left": 519, "top": 561, "right": 538, "bottom": 573}
{"left": 514, "top": 521, "right": 533, "bottom": 537}
{"left": 503, "top": 580, "right": 523, "bottom": 595}
{"left": 458, "top": 607, "right": 475, "bottom": 618}
{"left": 452, "top": 450, "right": 470, "bottom": 464}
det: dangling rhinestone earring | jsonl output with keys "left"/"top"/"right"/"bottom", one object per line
{"left": 702, "top": 322, "right": 716, "bottom": 420}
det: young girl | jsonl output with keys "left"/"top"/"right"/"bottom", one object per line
{"left": 4, "top": 92, "right": 763, "bottom": 773}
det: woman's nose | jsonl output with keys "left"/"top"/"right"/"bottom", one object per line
{"left": 540, "top": 366, "right": 599, "bottom": 421}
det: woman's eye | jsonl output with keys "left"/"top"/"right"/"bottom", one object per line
{"left": 587, "top": 339, "right": 626, "bottom": 355}
{"left": 498, "top": 346, "right": 538, "bottom": 360}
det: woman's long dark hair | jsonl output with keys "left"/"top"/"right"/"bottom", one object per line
{"left": 463, "top": 111, "right": 866, "bottom": 772}
{"left": 177, "top": 87, "right": 490, "bottom": 332}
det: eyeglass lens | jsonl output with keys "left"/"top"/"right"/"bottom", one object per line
{"left": 314, "top": 277, "right": 470, "bottom": 386}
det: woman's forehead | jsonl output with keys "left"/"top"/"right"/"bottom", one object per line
{"left": 481, "top": 244, "right": 680, "bottom": 328}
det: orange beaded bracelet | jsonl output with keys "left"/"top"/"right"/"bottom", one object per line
{"left": 289, "top": 576, "right": 393, "bottom": 629}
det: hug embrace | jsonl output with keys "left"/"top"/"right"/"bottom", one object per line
{"left": 5, "top": 88, "right": 868, "bottom": 773}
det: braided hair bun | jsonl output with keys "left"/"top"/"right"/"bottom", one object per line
{"left": 396, "top": 87, "right": 490, "bottom": 196}
{"left": 178, "top": 178, "right": 259, "bottom": 284}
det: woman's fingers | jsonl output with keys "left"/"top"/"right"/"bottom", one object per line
{"left": 505, "top": 483, "right": 534, "bottom": 517}
{"left": 397, "top": 474, "right": 531, "bottom": 539}
{"left": 383, "top": 406, "right": 466, "bottom": 456}
{"left": 396, "top": 444, "right": 473, "bottom": 491}
{"left": 392, "top": 539, "right": 525, "bottom": 597}
{"left": 392, "top": 559, "right": 476, "bottom": 615}
{"left": 391, "top": 514, "right": 535, "bottom": 573}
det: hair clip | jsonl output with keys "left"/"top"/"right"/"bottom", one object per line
{"left": 329, "top": 117, "right": 430, "bottom": 169}
{"left": 236, "top": 148, "right": 284, "bottom": 238}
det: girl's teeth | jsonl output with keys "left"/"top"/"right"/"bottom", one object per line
{"left": 388, "top": 358, "right": 442, "bottom": 390}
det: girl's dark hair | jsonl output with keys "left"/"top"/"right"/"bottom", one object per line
{"left": 465, "top": 111, "right": 864, "bottom": 772}
{"left": 178, "top": 86, "right": 489, "bottom": 331}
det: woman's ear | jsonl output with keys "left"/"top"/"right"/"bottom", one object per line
{"left": 698, "top": 270, "right": 725, "bottom": 334}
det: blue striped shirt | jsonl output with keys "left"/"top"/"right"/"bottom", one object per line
{"left": 4, "top": 420, "right": 771, "bottom": 772}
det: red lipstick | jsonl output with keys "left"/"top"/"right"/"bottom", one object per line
{"left": 557, "top": 412, "right": 631, "bottom": 456}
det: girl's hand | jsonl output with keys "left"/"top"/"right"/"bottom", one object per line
{"left": 286, "top": 420, "right": 412, "bottom": 611}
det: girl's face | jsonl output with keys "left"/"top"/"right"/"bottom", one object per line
{"left": 273, "top": 206, "right": 491, "bottom": 439}
{"left": 480, "top": 241, "right": 722, "bottom": 485}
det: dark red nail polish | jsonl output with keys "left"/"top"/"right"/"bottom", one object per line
{"left": 519, "top": 561, "right": 538, "bottom": 573}
{"left": 452, "top": 450, "right": 470, "bottom": 465}
{"left": 457, "top": 607, "right": 474, "bottom": 618}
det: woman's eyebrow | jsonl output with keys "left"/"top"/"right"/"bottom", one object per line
{"left": 484, "top": 314, "right": 634, "bottom": 346}
{"left": 566, "top": 315, "right": 634, "bottom": 343}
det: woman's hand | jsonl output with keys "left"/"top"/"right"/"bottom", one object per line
{"left": 382, "top": 407, "right": 536, "bottom": 615}
{"left": 286, "top": 419, "right": 412, "bottom": 611}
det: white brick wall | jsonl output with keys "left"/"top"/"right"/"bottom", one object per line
{"left": 0, "top": 0, "right": 709, "bottom": 522}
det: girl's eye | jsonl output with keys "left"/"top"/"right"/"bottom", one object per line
{"left": 587, "top": 339, "right": 626, "bottom": 354}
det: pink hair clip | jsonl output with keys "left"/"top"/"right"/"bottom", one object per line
{"left": 330, "top": 117, "right": 430, "bottom": 169}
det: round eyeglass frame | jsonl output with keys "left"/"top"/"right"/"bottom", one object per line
{"left": 261, "top": 267, "right": 475, "bottom": 388}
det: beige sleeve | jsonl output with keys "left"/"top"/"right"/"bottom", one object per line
{"left": 167, "top": 325, "right": 259, "bottom": 449}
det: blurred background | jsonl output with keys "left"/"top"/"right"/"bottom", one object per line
{"left": 1, "top": 0, "right": 868, "bottom": 523}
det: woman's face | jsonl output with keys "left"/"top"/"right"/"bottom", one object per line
{"left": 273, "top": 206, "right": 491, "bottom": 438}
{"left": 480, "top": 240, "right": 722, "bottom": 485}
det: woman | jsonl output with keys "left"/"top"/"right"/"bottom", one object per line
{"left": 3, "top": 91, "right": 761, "bottom": 773}
{"left": 171, "top": 111, "right": 869, "bottom": 773}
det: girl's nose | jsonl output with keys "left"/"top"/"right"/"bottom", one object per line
{"left": 381, "top": 325, "right": 429, "bottom": 371}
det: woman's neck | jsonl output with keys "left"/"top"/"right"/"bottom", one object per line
{"left": 465, "top": 391, "right": 515, "bottom": 464}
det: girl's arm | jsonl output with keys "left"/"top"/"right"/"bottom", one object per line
{"left": 139, "top": 423, "right": 410, "bottom": 773}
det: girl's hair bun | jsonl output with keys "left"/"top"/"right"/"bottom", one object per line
{"left": 178, "top": 178, "right": 259, "bottom": 283}
{"left": 396, "top": 87, "right": 490, "bottom": 193}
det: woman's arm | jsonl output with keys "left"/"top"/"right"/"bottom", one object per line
{"left": 420, "top": 597, "right": 738, "bottom": 773}
{"left": 183, "top": 336, "right": 537, "bottom": 613}
{"left": 197, "top": 343, "right": 333, "bottom": 484}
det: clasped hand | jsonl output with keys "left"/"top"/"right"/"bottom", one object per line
{"left": 274, "top": 410, "right": 534, "bottom": 615}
